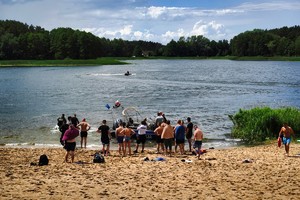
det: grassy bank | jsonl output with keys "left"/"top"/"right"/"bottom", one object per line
{"left": 229, "top": 107, "right": 300, "bottom": 144}
{"left": 0, "top": 58, "right": 128, "bottom": 67}
{"left": 1, "top": 56, "right": 300, "bottom": 67}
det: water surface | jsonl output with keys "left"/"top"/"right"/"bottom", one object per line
{"left": 0, "top": 60, "right": 299, "bottom": 149}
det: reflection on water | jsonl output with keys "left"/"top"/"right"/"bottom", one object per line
{"left": 0, "top": 60, "right": 299, "bottom": 148}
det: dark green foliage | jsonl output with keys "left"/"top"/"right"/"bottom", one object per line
{"left": 229, "top": 107, "right": 300, "bottom": 144}
{"left": 230, "top": 26, "right": 300, "bottom": 56}
{"left": 0, "top": 19, "right": 299, "bottom": 59}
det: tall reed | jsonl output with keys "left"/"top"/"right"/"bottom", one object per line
{"left": 229, "top": 107, "right": 300, "bottom": 144}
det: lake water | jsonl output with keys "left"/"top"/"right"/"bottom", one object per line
{"left": 0, "top": 59, "right": 299, "bottom": 149}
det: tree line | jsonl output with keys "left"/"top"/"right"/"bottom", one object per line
{"left": 0, "top": 20, "right": 299, "bottom": 60}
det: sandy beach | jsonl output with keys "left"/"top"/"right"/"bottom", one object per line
{"left": 1, "top": 143, "right": 300, "bottom": 200}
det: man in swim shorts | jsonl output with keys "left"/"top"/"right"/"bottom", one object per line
{"left": 278, "top": 123, "right": 294, "bottom": 156}
{"left": 116, "top": 122, "right": 125, "bottom": 156}
{"left": 193, "top": 125, "right": 203, "bottom": 160}
{"left": 154, "top": 122, "right": 165, "bottom": 153}
{"left": 161, "top": 120, "right": 174, "bottom": 156}
{"left": 77, "top": 118, "right": 90, "bottom": 148}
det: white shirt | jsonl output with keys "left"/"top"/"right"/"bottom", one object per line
{"left": 137, "top": 124, "right": 147, "bottom": 135}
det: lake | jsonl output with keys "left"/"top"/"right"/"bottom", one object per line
{"left": 0, "top": 59, "right": 299, "bottom": 149}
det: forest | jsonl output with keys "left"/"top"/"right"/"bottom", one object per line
{"left": 0, "top": 19, "right": 299, "bottom": 60}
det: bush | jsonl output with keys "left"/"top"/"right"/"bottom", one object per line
{"left": 229, "top": 107, "right": 300, "bottom": 144}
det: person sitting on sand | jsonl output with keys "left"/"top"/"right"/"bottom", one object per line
{"left": 116, "top": 122, "right": 125, "bottom": 156}
{"left": 77, "top": 118, "right": 91, "bottom": 148}
{"left": 121, "top": 122, "right": 135, "bottom": 156}
{"left": 161, "top": 120, "right": 174, "bottom": 156}
{"left": 154, "top": 122, "right": 165, "bottom": 153}
{"left": 97, "top": 120, "right": 111, "bottom": 156}
{"left": 278, "top": 123, "right": 294, "bottom": 156}
{"left": 62, "top": 125, "right": 79, "bottom": 163}
{"left": 193, "top": 125, "right": 203, "bottom": 160}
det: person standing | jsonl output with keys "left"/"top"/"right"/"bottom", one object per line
{"left": 175, "top": 120, "right": 186, "bottom": 155}
{"left": 121, "top": 122, "right": 135, "bottom": 156}
{"left": 59, "top": 121, "right": 69, "bottom": 146}
{"left": 193, "top": 125, "right": 203, "bottom": 160}
{"left": 97, "top": 120, "right": 111, "bottom": 156}
{"left": 57, "top": 114, "right": 67, "bottom": 129}
{"left": 77, "top": 118, "right": 90, "bottom": 148}
{"left": 71, "top": 114, "right": 80, "bottom": 127}
{"left": 62, "top": 125, "right": 79, "bottom": 163}
{"left": 154, "top": 122, "right": 165, "bottom": 153}
{"left": 134, "top": 120, "right": 147, "bottom": 153}
{"left": 161, "top": 120, "right": 174, "bottom": 156}
{"left": 186, "top": 117, "right": 194, "bottom": 152}
{"left": 278, "top": 123, "right": 295, "bottom": 156}
{"left": 116, "top": 122, "right": 125, "bottom": 156}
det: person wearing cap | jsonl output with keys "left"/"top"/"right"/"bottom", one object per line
{"left": 77, "top": 118, "right": 91, "bottom": 148}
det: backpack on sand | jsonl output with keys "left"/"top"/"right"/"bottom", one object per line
{"left": 38, "top": 154, "right": 49, "bottom": 166}
{"left": 93, "top": 152, "right": 105, "bottom": 163}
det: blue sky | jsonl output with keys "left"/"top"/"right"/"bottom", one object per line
{"left": 0, "top": 0, "right": 299, "bottom": 44}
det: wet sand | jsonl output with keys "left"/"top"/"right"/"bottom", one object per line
{"left": 1, "top": 143, "right": 300, "bottom": 200}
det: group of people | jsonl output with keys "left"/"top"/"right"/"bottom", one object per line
{"left": 57, "top": 112, "right": 205, "bottom": 162}
{"left": 57, "top": 112, "right": 297, "bottom": 163}
{"left": 153, "top": 113, "right": 203, "bottom": 159}
{"left": 57, "top": 114, "right": 91, "bottom": 162}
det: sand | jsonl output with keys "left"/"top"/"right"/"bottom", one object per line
{"left": 1, "top": 143, "right": 300, "bottom": 200}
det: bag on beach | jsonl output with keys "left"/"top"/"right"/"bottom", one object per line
{"left": 38, "top": 154, "right": 49, "bottom": 166}
{"left": 93, "top": 152, "right": 105, "bottom": 163}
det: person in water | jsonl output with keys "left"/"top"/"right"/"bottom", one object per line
{"left": 125, "top": 71, "right": 131, "bottom": 76}
{"left": 278, "top": 123, "right": 295, "bottom": 156}
{"left": 57, "top": 114, "right": 67, "bottom": 129}
{"left": 77, "top": 118, "right": 91, "bottom": 148}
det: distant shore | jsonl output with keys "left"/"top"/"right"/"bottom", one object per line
{"left": 1, "top": 56, "right": 300, "bottom": 67}
{"left": 1, "top": 143, "right": 300, "bottom": 199}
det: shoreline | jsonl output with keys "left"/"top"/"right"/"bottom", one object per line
{"left": 1, "top": 143, "right": 300, "bottom": 199}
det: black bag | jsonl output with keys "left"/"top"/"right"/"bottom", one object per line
{"left": 38, "top": 154, "right": 49, "bottom": 166}
{"left": 93, "top": 152, "right": 105, "bottom": 163}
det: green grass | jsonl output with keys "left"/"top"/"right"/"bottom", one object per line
{"left": 229, "top": 107, "right": 300, "bottom": 144}
{"left": 0, "top": 58, "right": 128, "bottom": 67}
{"left": 1, "top": 56, "right": 300, "bottom": 67}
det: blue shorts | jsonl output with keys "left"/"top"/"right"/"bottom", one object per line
{"left": 193, "top": 141, "right": 202, "bottom": 149}
{"left": 124, "top": 136, "right": 131, "bottom": 142}
{"left": 117, "top": 136, "right": 124, "bottom": 143}
{"left": 283, "top": 137, "right": 291, "bottom": 145}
